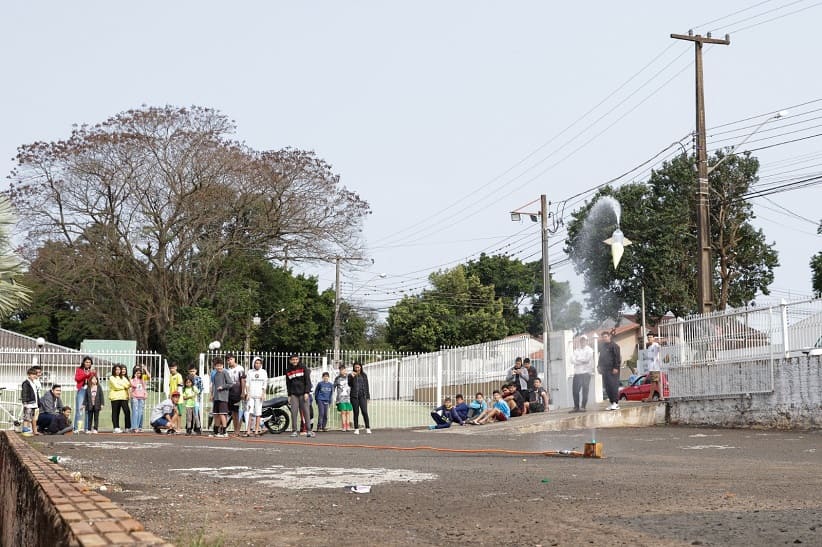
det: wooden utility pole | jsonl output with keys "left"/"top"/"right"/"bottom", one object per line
{"left": 671, "top": 30, "right": 730, "bottom": 314}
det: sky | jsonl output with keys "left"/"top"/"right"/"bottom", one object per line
{"left": 1, "top": 1, "right": 820, "bottom": 323}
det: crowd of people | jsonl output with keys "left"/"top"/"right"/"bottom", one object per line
{"left": 428, "top": 357, "right": 550, "bottom": 429}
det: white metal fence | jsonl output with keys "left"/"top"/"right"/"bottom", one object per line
{"left": 657, "top": 298, "right": 822, "bottom": 399}
{"left": 201, "top": 335, "right": 540, "bottom": 430}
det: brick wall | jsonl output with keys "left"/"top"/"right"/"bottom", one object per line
{"left": 0, "top": 431, "right": 171, "bottom": 546}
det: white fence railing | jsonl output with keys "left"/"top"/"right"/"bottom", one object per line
{"left": 656, "top": 298, "right": 822, "bottom": 399}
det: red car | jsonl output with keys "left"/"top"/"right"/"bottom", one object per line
{"left": 618, "top": 373, "right": 669, "bottom": 402}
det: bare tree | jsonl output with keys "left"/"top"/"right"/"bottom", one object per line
{"left": 8, "top": 105, "right": 369, "bottom": 348}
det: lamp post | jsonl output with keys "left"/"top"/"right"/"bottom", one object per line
{"left": 35, "top": 337, "right": 45, "bottom": 367}
{"left": 511, "top": 194, "right": 558, "bottom": 383}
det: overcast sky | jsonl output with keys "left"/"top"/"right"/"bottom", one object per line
{"left": 2, "top": 1, "right": 820, "bottom": 321}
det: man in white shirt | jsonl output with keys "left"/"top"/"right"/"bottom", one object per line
{"left": 570, "top": 335, "right": 595, "bottom": 412}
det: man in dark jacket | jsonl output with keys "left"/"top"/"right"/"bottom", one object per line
{"left": 37, "top": 384, "right": 64, "bottom": 433}
{"left": 285, "top": 354, "right": 313, "bottom": 438}
{"left": 598, "top": 331, "right": 622, "bottom": 411}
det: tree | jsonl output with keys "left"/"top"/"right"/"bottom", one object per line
{"left": 0, "top": 196, "right": 30, "bottom": 318}
{"left": 812, "top": 221, "right": 822, "bottom": 298}
{"left": 7, "top": 106, "right": 369, "bottom": 350}
{"left": 565, "top": 152, "right": 778, "bottom": 319}
{"left": 386, "top": 266, "right": 507, "bottom": 352}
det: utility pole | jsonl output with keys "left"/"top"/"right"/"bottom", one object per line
{"left": 540, "top": 194, "right": 552, "bottom": 375}
{"left": 671, "top": 30, "right": 730, "bottom": 314}
{"left": 333, "top": 257, "right": 342, "bottom": 365}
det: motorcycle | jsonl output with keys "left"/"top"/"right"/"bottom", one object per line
{"left": 260, "top": 396, "right": 290, "bottom": 434}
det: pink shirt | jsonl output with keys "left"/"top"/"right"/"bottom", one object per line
{"left": 130, "top": 378, "right": 147, "bottom": 400}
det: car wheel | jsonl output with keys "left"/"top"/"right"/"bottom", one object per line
{"left": 619, "top": 394, "right": 627, "bottom": 401}
{"left": 652, "top": 392, "right": 660, "bottom": 401}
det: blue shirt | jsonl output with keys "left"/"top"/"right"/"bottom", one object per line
{"left": 493, "top": 400, "right": 511, "bottom": 418}
{"left": 314, "top": 381, "right": 334, "bottom": 403}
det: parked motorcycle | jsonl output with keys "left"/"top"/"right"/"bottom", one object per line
{"left": 260, "top": 396, "right": 290, "bottom": 434}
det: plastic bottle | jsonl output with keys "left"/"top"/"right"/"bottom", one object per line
{"left": 558, "top": 449, "right": 572, "bottom": 456}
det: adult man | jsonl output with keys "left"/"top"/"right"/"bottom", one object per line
{"left": 570, "top": 335, "right": 595, "bottom": 412}
{"left": 150, "top": 392, "right": 181, "bottom": 434}
{"left": 643, "top": 334, "right": 663, "bottom": 402}
{"left": 506, "top": 357, "right": 529, "bottom": 395}
{"left": 45, "top": 406, "right": 74, "bottom": 435}
{"left": 210, "top": 358, "right": 233, "bottom": 438}
{"left": 37, "top": 384, "right": 64, "bottom": 433}
{"left": 285, "top": 354, "right": 313, "bottom": 438}
{"left": 522, "top": 357, "right": 537, "bottom": 404}
{"left": 225, "top": 354, "right": 246, "bottom": 436}
{"left": 598, "top": 331, "right": 622, "bottom": 411}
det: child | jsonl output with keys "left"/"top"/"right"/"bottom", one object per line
{"left": 182, "top": 376, "right": 201, "bottom": 435}
{"left": 20, "top": 367, "right": 39, "bottom": 436}
{"left": 429, "top": 397, "right": 454, "bottom": 430}
{"left": 451, "top": 394, "right": 469, "bottom": 426}
{"left": 188, "top": 365, "right": 203, "bottom": 432}
{"left": 467, "top": 392, "right": 487, "bottom": 420}
{"left": 468, "top": 390, "right": 510, "bottom": 425}
{"left": 130, "top": 365, "right": 147, "bottom": 432}
{"left": 528, "top": 377, "right": 549, "bottom": 413}
{"left": 314, "top": 372, "right": 333, "bottom": 432}
{"left": 245, "top": 357, "right": 268, "bottom": 436}
{"left": 84, "top": 374, "right": 104, "bottom": 433}
{"left": 168, "top": 362, "right": 184, "bottom": 418}
{"left": 333, "top": 364, "right": 353, "bottom": 432}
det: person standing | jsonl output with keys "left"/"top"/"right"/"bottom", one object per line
{"left": 643, "top": 334, "right": 664, "bottom": 402}
{"left": 84, "top": 374, "right": 104, "bottom": 434}
{"left": 348, "top": 362, "right": 371, "bottom": 435}
{"left": 73, "top": 356, "right": 94, "bottom": 433}
{"left": 108, "top": 365, "right": 131, "bottom": 433}
{"left": 245, "top": 356, "right": 268, "bottom": 436}
{"left": 598, "top": 331, "right": 622, "bottom": 411}
{"left": 285, "top": 354, "right": 313, "bottom": 438}
{"left": 130, "top": 365, "right": 148, "bottom": 432}
{"left": 167, "top": 362, "right": 184, "bottom": 421}
{"left": 570, "top": 335, "right": 595, "bottom": 412}
{"left": 333, "top": 364, "right": 353, "bottom": 432}
{"left": 314, "top": 372, "right": 333, "bottom": 432}
{"left": 210, "top": 358, "right": 233, "bottom": 438}
{"left": 20, "top": 367, "right": 40, "bottom": 436}
{"left": 225, "top": 354, "right": 246, "bottom": 436}
{"left": 506, "top": 357, "right": 530, "bottom": 396}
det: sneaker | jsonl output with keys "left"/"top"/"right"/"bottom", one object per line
{"left": 166, "top": 429, "right": 176, "bottom": 435}
{"left": 613, "top": 404, "right": 620, "bottom": 410}
{"left": 365, "top": 428, "right": 372, "bottom": 434}
{"left": 216, "top": 433, "right": 228, "bottom": 438}
{"left": 113, "top": 427, "right": 122, "bottom": 434}
{"left": 154, "top": 427, "right": 162, "bottom": 434}
{"left": 73, "top": 429, "right": 79, "bottom": 434}
{"left": 428, "top": 425, "right": 437, "bottom": 430}
{"left": 306, "top": 431, "right": 315, "bottom": 438}
{"left": 92, "top": 429, "right": 98, "bottom": 434}
{"left": 290, "top": 431, "right": 299, "bottom": 437}
{"left": 353, "top": 429, "right": 360, "bottom": 435}
{"left": 570, "top": 408, "right": 580, "bottom": 413}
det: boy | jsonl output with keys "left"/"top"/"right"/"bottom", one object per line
{"left": 168, "top": 362, "right": 184, "bottom": 418}
{"left": 314, "top": 371, "right": 333, "bottom": 432}
{"left": 245, "top": 356, "right": 268, "bottom": 436}
{"left": 529, "top": 377, "right": 549, "bottom": 413}
{"left": 285, "top": 354, "right": 313, "bottom": 438}
{"left": 46, "top": 406, "right": 74, "bottom": 435}
{"left": 210, "top": 358, "right": 233, "bottom": 438}
{"left": 429, "top": 396, "right": 455, "bottom": 429}
{"left": 188, "top": 365, "right": 203, "bottom": 433}
{"left": 150, "top": 392, "right": 181, "bottom": 434}
{"left": 469, "top": 390, "right": 510, "bottom": 425}
{"left": 505, "top": 382, "right": 526, "bottom": 417}
{"left": 20, "top": 367, "right": 39, "bottom": 436}
{"left": 451, "top": 394, "right": 469, "bottom": 426}
{"left": 467, "top": 392, "right": 487, "bottom": 420}
{"left": 333, "top": 364, "right": 353, "bottom": 432}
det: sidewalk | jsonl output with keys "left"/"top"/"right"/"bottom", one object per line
{"left": 445, "top": 400, "right": 666, "bottom": 435}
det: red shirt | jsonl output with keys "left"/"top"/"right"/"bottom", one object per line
{"left": 75, "top": 367, "right": 94, "bottom": 390}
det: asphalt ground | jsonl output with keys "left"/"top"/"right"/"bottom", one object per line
{"left": 31, "top": 423, "right": 822, "bottom": 546}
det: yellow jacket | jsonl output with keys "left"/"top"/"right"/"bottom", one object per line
{"left": 108, "top": 375, "right": 131, "bottom": 401}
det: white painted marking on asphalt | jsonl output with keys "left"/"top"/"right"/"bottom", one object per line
{"left": 681, "top": 445, "right": 736, "bottom": 450}
{"left": 688, "top": 433, "right": 721, "bottom": 437}
{"left": 169, "top": 465, "right": 437, "bottom": 490}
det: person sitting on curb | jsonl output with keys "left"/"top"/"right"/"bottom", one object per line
{"left": 505, "top": 383, "right": 526, "bottom": 417}
{"left": 37, "top": 384, "right": 64, "bottom": 433}
{"left": 45, "top": 406, "right": 74, "bottom": 435}
{"left": 150, "top": 392, "right": 181, "bottom": 434}
{"left": 429, "top": 396, "right": 455, "bottom": 429}
{"left": 468, "top": 390, "right": 511, "bottom": 425}
{"left": 529, "top": 377, "right": 550, "bottom": 413}
{"left": 451, "top": 394, "right": 469, "bottom": 426}
{"left": 467, "top": 392, "right": 487, "bottom": 420}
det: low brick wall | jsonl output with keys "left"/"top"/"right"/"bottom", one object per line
{"left": 0, "top": 431, "right": 171, "bottom": 546}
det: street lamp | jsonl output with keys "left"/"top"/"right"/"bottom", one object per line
{"left": 35, "top": 337, "right": 45, "bottom": 366}
{"left": 706, "top": 110, "right": 788, "bottom": 175}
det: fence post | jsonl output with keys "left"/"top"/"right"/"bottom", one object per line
{"left": 435, "top": 352, "right": 443, "bottom": 405}
{"left": 780, "top": 299, "right": 789, "bottom": 357}
{"left": 677, "top": 318, "right": 685, "bottom": 365}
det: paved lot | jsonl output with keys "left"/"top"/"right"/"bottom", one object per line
{"left": 33, "top": 422, "right": 822, "bottom": 546}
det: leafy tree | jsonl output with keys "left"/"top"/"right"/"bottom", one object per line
{"left": 7, "top": 106, "right": 369, "bottom": 350}
{"left": 0, "top": 197, "right": 30, "bottom": 318}
{"left": 165, "top": 307, "right": 221, "bottom": 367}
{"left": 386, "top": 266, "right": 507, "bottom": 352}
{"left": 812, "top": 221, "right": 822, "bottom": 298}
{"left": 565, "top": 152, "right": 778, "bottom": 319}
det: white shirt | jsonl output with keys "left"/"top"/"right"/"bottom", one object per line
{"left": 571, "top": 345, "right": 594, "bottom": 375}
{"left": 647, "top": 342, "right": 661, "bottom": 371}
{"left": 246, "top": 367, "right": 268, "bottom": 398}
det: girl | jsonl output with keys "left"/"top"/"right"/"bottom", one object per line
{"left": 108, "top": 365, "right": 132, "bottom": 433}
{"left": 347, "top": 362, "right": 372, "bottom": 435}
{"left": 182, "top": 376, "right": 201, "bottom": 435}
{"left": 84, "top": 374, "right": 104, "bottom": 433}
{"left": 130, "top": 365, "right": 148, "bottom": 432}
{"left": 333, "top": 364, "right": 353, "bottom": 432}
{"left": 74, "top": 356, "right": 94, "bottom": 432}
